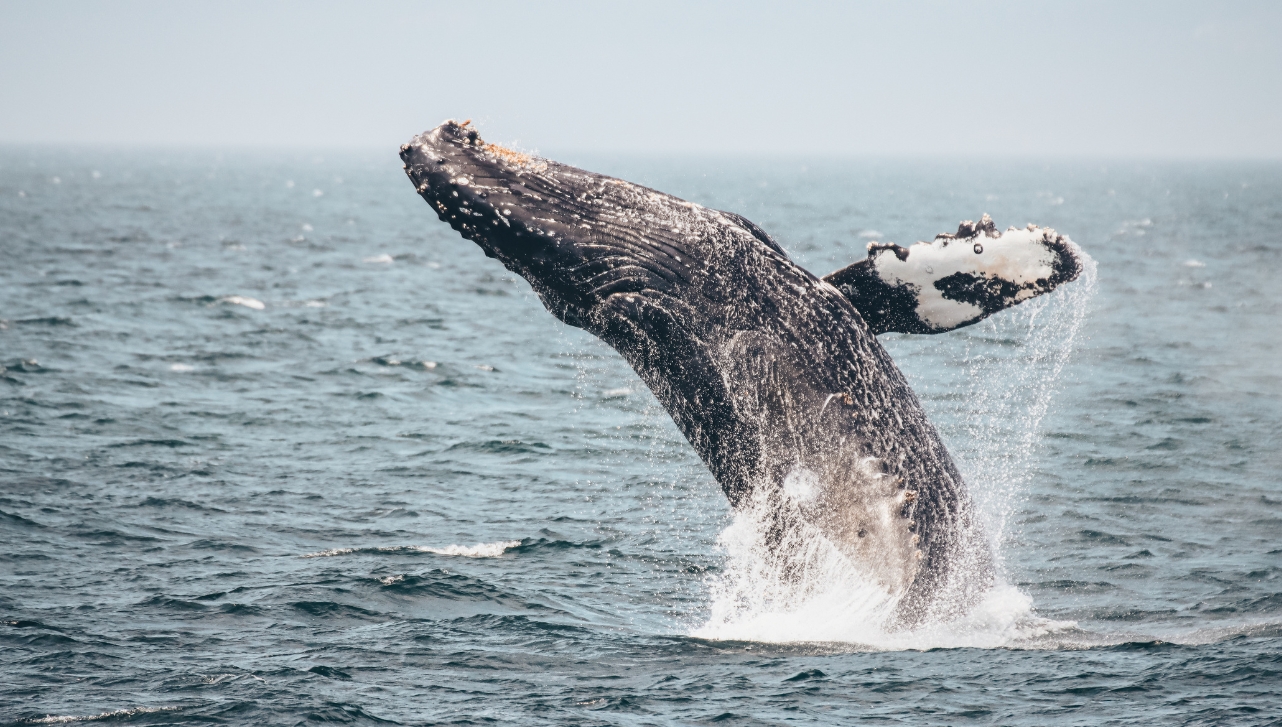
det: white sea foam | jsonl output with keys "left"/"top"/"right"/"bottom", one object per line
{"left": 217, "top": 295, "right": 265, "bottom": 310}
{"left": 26, "top": 706, "right": 180, "bottom": 724}
{"left": 302, "top": 540, "right": 520, "bottom": 559}
{"left": 691, "top": 489, "right": 1071, "bottom": 650}
{"left": 363, "top": 253, "right": 394, "bottom": 264}
{"left": 694, "top": 249, "right": 1098, "bottom": 649}
{"left": 421, "top": 540, "right": 519, "bottom": 557}
{"left": 169, "top": 363, "right": 194, "bottom": 372}
{"left": 304, "top": 547, "right": 357, "bottom": 557}
{"left": 694, "top": 494, "right": 898, "bottom": 645}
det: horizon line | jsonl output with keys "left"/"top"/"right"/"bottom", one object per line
{"left": 1, "top": 140, "right": 1280, "bottom": 163}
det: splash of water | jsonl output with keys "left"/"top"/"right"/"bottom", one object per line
{"left": 695, "top": 248, "right": 1098, "bottom": 648}
{"left": 957, "top": 248, "right": 1098, "bottom": 574}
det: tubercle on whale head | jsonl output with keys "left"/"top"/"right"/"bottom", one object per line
{"left": 399, "top": 121, "right": 599, "bottom": 322}
{"left": 399, "top": 120, "right": 547, "bottom": 263}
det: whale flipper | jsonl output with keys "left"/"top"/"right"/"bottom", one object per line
{"left": 824, "top": 215, "right": 1083, "bottom": 335}
{"left": 400, "top": 120, "right": 1016, "bottom": 625}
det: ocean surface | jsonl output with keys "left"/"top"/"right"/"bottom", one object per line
{"left": 1, "top": 147, "right": 1279, "bottom": 725}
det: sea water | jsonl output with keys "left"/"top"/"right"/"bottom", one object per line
{"left": 1, "top": 149, "right": 1279, "bottom": 724}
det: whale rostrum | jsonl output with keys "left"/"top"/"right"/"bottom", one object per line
{"left": 401, "top": 120, "right": 1083, "bottom": 626}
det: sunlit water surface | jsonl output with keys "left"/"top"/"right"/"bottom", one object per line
{"left": 1, "top": 150, "right": 1279, "bottom": 725}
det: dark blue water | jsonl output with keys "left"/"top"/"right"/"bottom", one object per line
{"left": 2, "top": 148, "right": 1280, "bottom": 725}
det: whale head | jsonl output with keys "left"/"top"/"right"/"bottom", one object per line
{"left": 400, "top": 121, "right": 543, "bottom": 258}
{"left": 402, "top": 121, "right": 614, "bottom": 326}
{"left": 400, "top": 120, "right": 760, "bottom": 332}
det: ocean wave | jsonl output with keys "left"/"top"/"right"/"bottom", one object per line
{"left": 19, "top": 706, "right": 181, "bottom": 724}
{"left": 290, "top": 601, "right": 381, "bottom": 619}
{"left": 302, "top": 540, "right": 521, "bottom": 559}
{"left": 0, "top": 509, "right": 45, "bottom": 529}
{"left": 214, "top": 295, "right": 265, "bottom": 310}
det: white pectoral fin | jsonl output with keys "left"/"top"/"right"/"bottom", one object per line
{"left": 823, "top": 214, "right": 1084, "bottom": 334}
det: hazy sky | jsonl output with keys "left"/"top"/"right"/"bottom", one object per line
{"left": 2, "top": 1, "right": 1280, "bottom": 156}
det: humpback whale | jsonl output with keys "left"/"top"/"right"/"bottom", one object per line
{"left": 401, "top": 120, "right": 1083, "bottom": 626}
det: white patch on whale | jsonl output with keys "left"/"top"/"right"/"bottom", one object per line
{"left": 871, "top": 216, "right": 1075, "bottom": 331}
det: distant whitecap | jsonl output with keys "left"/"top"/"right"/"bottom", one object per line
{"left": 28, "top": 706, "right": 181, "bottom": 724}
{"left": 302, "top": 540, "right": 519, "bottom": 559}
{"left": 218, "top": 295, "right": 265, "bottom": 310}
{"left": 302, "top": 547, "right": 355, "bottom": 558}
{"left": 363, "top": 253, "right": 394, "bottom": 264}
{"left": 418, "top": 540, "right": 519, "bottom": 557}
{"left": 169, "top": 363, "right": 194, "bottom": 372}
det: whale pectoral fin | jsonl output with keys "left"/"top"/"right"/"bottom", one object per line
{"left": 823, "top": 258, "right": 931, "bottom": 335}
{"left": 823, "top": 214, "right": 1084, "bottom": 334}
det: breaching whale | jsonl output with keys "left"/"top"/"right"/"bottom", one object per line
{"left": 401, "top": 120, "right": 1083, "bottom": 626}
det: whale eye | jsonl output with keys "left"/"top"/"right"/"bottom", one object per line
{"left": 973, "top": 243, "right": 984, "bottom": 254}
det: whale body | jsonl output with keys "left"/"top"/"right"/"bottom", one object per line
{"left": 400, "top": 121, "right": 1082, "bottom": 625}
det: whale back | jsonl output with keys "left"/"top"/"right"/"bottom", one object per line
{"left": 401, "top": 120, "right": 990, "bottom": 623}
